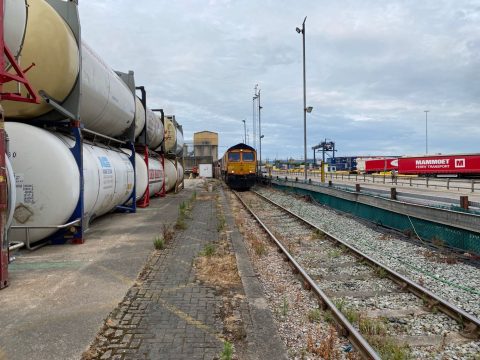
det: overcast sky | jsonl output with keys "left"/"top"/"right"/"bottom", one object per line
{"left": 79, "top": 1, "right": 480, "bottom": 160}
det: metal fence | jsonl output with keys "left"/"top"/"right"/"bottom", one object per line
{"left": 271, "top": 170, "right": 479, "bottom": 193}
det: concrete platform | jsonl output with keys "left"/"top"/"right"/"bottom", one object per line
{"left": 0, "top": 181, "right": 194, "bottom": 360}
{"left": 0, "top": 179, "right": 286, "bottom": 360}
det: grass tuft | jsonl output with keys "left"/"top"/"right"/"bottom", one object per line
{"left": 220, "top": 341, "right": 233, "bottom": 360}
{"left": 201, "top": 243, "right": 216, "bottom": 257}
{"left": 153, "top": 236, "right": 165, "bottom": 250}
{"left": 175, "top": 216, "right": 187, "bottom": 230}
{"left": 307, "top": 309, "right": 322, "bottom": 323}
{"left": 217, "top": 215, "right": 226, "bottom": 232}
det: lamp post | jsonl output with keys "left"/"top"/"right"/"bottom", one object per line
{"left": 242, "top": 119, "right": 246, "bottom": 144}
{"left": 260, "top": 134, "right": 264, "bottom": 174}
{"left": 257, "top": 89, "right": 262, "bottom": 174}
{"left": 424, "top": 110, "right": 429, "bottom": 154}
{"left": 297, "top": 16, "right": 308, "bottom": 181}
{"left": 253, "top": 84, "right": 258, "bottom": 150}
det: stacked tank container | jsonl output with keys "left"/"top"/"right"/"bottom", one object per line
{"left": 2, "top": 0, "right": 183, "bottom": 246}
{"left": 162, "top": 115, "right": 185, "bottom": 193}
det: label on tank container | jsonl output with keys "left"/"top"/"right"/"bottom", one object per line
{"left": 23, "top": 184, "right": 34, "bottom": 204}
{"left": 15, "top": 174, "right": 24, "bottom": 190}
{"left": 98, "top": 156, "right": 114, "bottom": 190}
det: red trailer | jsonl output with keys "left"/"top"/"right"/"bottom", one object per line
{"left": 365, "top": 158, "right": 399, "bottom": 173}
{"left": 398, "top": 154, "right": 480, "bottom": 177}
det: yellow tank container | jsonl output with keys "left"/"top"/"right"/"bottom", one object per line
{"left": 164, "top": 117, "right": 177, "bottom": 153}
{"left": 3, "top": 0, "right": 80, "bottom": 118}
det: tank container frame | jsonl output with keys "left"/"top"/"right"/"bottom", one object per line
{"left": 0, "top": 0, "right": 40, "bottom": 288}
{"left": 7, "top": 0, "right": 138, "bottom": 248}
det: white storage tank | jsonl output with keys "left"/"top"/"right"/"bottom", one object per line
{"left": 176, "top": 162, "right": 184, "bottom": 187}
{"left": 147, "top": 157, "right": 165, "bottom": 195}
{"left": 175, "top": 127, "right": 184, "bottom": 156}
{"left": 4, "top": 0, "right": 27, "bottom": 62}
{"left": 5, "top": 157, "right": 16, "bottom": 231}
{"left": 134, "top": 98, "right": 146, "bottom": 139}
{"left": 3, "top": 0, "right": 135, "bottom": 138}
{"left": 164, "top": 159, "right": 177, "bottom": 192}
{"left": 146, "top": 109, "right": 164, "bottom": 149}
{"left": 6, "top": 122, "right": 134, "bottom": 243}
{"left": 132, "top": 152, "right": 148, "bottom": 201}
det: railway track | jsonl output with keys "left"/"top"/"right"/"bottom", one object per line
{"left": 234, "top": 190, "right": 480, "bottom": 359}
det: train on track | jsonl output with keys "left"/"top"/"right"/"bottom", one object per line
{"left": 364, "top": 154, "right": 480, "bottom": 177}
{"left": 218, "top": 143, "right": 257, "bottom": 190}
{"left": 328, "top": 154, "right": 480, "bottom": 177}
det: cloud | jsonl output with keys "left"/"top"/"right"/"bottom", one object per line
{"left": 78, "top": 0, "right": 480, "bottom": 160}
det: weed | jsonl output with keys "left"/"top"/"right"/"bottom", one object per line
{"left": 179, "top": 201, "right": 187, "bottom": 211}
{"left": 367, "top": 336, "right": 410, "bottom": 360}
{"left": 162, "top": 223, "right": 174, "bottom": 243}
{"left": 153, "top": 236, "right": 165, "bottom": 250}
{"left": 220, "top": 341, "right": 233, "bottom": 360}
{"left": 312, "top": 228, "right": 325, "bottom": 239}
{"left": 344, "top": 308, "right": 360, "bottom": 324}
{"left": 307, "top": 325, "right": 340, "bottom": 359}
{"left": 201, "top": 243, "right": 216, "bottom": 257}
{"left": 217, "top": 215, "right": 226, "bottom": 232}
{"left": 175, "top": 216, "right": 187, "bottom": 230}
{"left": 307, "top": 309, "right": 322, "bottom": 323}
{"left": 376, "top": 267, "right": 388, "bottom": 278}
{"left": 323, "top": 310, "right": 334, "bottom": 324}
{"left": 334, "top": 298, "right": 346, "bottom": 312}
{"left": 191, "top": 191, "right": 197, "bottom": 201}
{"left": 328, "top": 248, "right": 342, "bottom": 258}
{"left": 359, "top": 316, "right": 387, "bottom": 336}
{"left": 252, "top": 238, "right": 266, "bottom": 256}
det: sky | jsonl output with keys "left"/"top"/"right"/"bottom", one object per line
{"left": 79, "top": 0, "right": 480, "bottom": 160}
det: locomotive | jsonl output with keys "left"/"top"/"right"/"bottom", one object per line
{"left": 219, "top": 143, "right": 257, "bottom": 190}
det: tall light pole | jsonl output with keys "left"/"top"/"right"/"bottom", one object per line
{"left": 253, "top": 84, "right": 258, "bottom": 150}
{"left": 297, "top": 16, "right": 308, "bottom": 181}
{"left": 242, "top": 119, "right": 246, "bottom": 144}
{"left": 258, "top": 89, "right": 262, "bottom": 174}
{"left": 424, "top": 110, "right": 429, "bottom": 154}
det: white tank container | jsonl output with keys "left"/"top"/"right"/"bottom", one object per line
{"left": 147, "top": 157, "right": 165, "bottom": 195}
{"left": 175, "top": 127, "right": 184, "bottom": 156}
{"left": 133, "top": 152, "right": 148, "bottom": 200}
{"left": 6, "top": 122, "right": 134, "bottom": 243}
{"left": 176, "top": 162, "right": 184, "bottom": 186}
{"left": 4, "top": 0, "right": 27, "bottom": 62}
{"left": 5, "top": 157, "right": 16, "bottom": 231}
{"left": 146, "top": 109, "right": 164, "bottom": 149}
{"left": 134, "top": 97, "right": 146, "bottom": 139}
{"left": 80, "top": 42, "right": 135, "bottom": 137}
{"left": 164, "top": 159, "right": 177, "bottom": 192}
{"left": 4, "top": 0, "right": 135, "bottom": 138}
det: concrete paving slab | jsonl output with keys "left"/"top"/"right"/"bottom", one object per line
{"left": 0, "top": 180, "right": 200, "bottom": 360}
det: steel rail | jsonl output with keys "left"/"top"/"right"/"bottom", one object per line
{"left": 233, "top": 191, "right": 382, "bottom": 360}
{"left": 252, "top": 190, "right": 480, "bottom": 339}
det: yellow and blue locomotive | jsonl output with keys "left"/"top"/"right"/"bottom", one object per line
{"left": 220, "top": 143, "right": 257, "bottom": 190}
